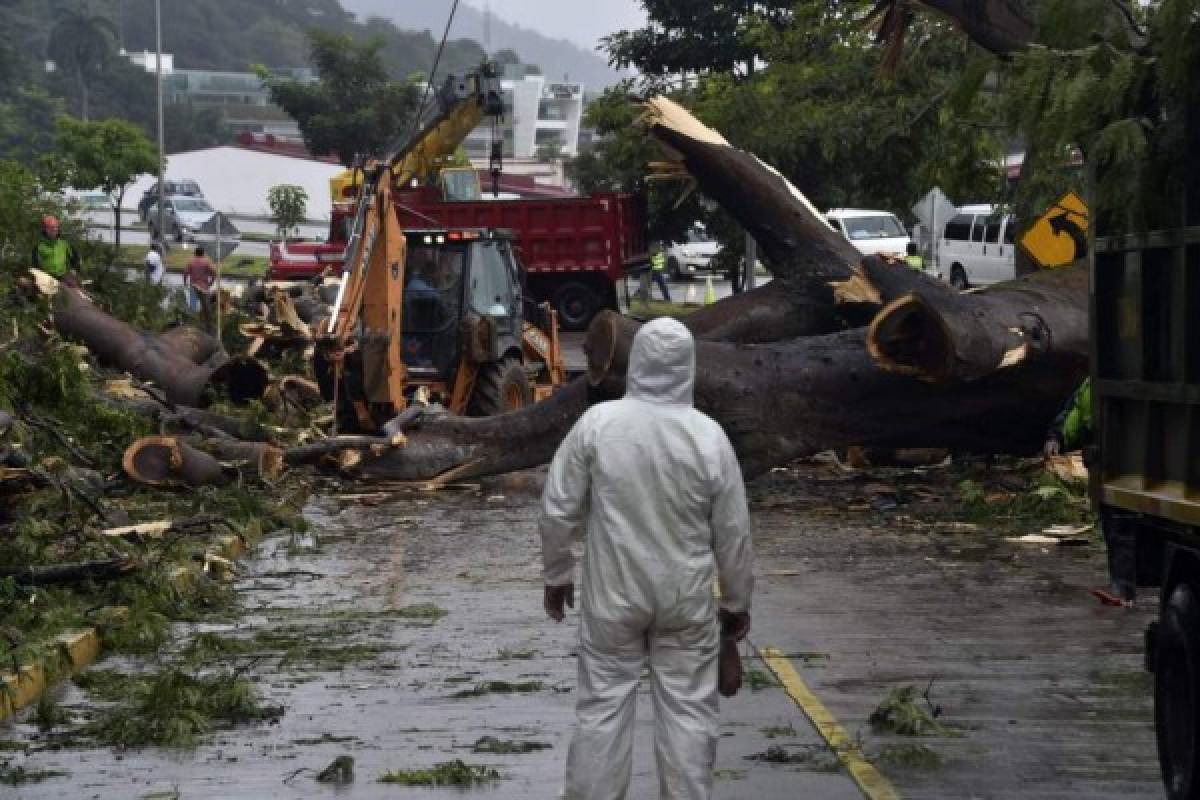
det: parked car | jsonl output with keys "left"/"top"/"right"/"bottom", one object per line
{"left": 937, "top": 204, "right": 1016, "bottom": 289}
{"left": 666, "top": 224, "right": 721, "bottom": 278}
{"left": 825, "top": 209, "right": 912, "bottom": 256}
{"left": 138, "top": 179, "right": 204, "bottom": 221}
{"left": 144, "top": 195, "right": 217, "bottom": 242}
{"left": 69, "top": 191, "right": 112, "bottom": 211}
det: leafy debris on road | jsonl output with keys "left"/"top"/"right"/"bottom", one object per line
{"left": 745, "top": 744, "right": 840, "bottom": 771}
{"left": 760, "top": 723, "right": 797, "bottom": 738}
{"left": 875, "top": 742, "right": 943, "bottom": 770}
{"left": 81, "top": 667, "right": 283, "bottom": 747}
{"left": 869, "top": 685, "right": 957, "bottom": 737}
{"left": 315, "top": 754, "right": 354, "bottom": 784}
{"left": 450, "top": 680, "right": 545, "bottom": 698}
{"left": 378, "top": 760, "right": 501, "bottom": 786}
{"left": 0, "top": 760, "right": 68, "bottom": 785}
{"left": 472, "top": 736, "right": 551, "bottom": 754}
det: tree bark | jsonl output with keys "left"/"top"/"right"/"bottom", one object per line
{"left": 909, "top": 0, "right": 1036, "bottom": 56}
{"left": 122, "top": 435, "right": 229, "bottom": 487}
{"left": 863, "top": 261, "right": 1088, "bottom": 382}
{"left": 52, "top": 286, "right": 267, "bottom": 406}
{"left": 195, "top": 438, "right": 285, "bottom": 479}
{"left": 585, "top": 310, "right": 1085, "bottom": 477}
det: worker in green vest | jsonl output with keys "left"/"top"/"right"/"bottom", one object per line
{"left": 650, "top": 245, "right": 671, "bottom": 302}
{"left": 904, "top": 242, "right": 924, "bottom": 270}
{"left": 31, "top": 215, "right": 80, "bottom": 280}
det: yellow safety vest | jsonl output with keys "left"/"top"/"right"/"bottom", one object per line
{"left": 651, "top": 252, "right": 666, "bottom": 272}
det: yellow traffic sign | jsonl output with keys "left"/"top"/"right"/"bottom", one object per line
{"left": 1021, "top": 191, "right": 1089, "bottom": 269}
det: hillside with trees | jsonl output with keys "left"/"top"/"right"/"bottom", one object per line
{"left": 0, "top": 0, "right": 494, "bottom": 161}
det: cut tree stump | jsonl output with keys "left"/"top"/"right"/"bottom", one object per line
{"left": 122, "top": 436, "right": 229, "bottom": 487}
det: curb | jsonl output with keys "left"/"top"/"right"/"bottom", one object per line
{"left": 0, "top": 533, "right": 248, "bottom": 724}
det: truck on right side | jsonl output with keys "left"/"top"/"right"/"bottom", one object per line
{"left": 1093, "top": 200, "right": 1200, "bottom": 799}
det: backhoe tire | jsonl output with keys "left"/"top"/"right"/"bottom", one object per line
{"left": 470, "top": 357, "right": 532, "bottom": 416}
{"left": 1157, "top": 581, "right": 1200, "bottom": 800}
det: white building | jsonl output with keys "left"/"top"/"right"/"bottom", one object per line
{"left": 125, "top": 146, "right": 343, "bottom": 225}
{"left": 463, "top": 66, "right": 585, "bottom": 161}
{"left": 123, "top": 49, "right": 175, "bottom": 74}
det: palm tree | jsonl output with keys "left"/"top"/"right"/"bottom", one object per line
{"left": 46, "top": 3, "right": 118, "bottom": 121}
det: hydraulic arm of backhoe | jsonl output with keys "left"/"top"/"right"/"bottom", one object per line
{"left": 324, "top": 66, "right": 505, "bottom": 425}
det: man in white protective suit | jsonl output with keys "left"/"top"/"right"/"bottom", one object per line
{"left": 539, "top": 316, "right": 755, "bottom": 800}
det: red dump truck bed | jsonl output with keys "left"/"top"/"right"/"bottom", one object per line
{"left": 268, "top": 189, "right": 646, "bottom": 330}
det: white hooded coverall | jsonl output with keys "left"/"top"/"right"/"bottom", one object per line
{"left": 539, "top": 317, "right": 754, "bottom": 800}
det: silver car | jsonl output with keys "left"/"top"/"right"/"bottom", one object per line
{"left": 145, "top": 195, "right": 216, "bottom": 242}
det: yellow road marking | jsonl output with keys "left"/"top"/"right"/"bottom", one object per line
{"left": 758, "top": 645, "right": 901, "bottom": 800}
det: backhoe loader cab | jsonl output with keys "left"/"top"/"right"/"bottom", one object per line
{"left": 317, "top": 227, "right": 565, "bottom": 432}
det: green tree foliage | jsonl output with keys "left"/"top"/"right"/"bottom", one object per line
{"left": 258, "top": 30, "right": 420, "bottom": 166}
{"left": 581, "top": 2, "right": 1005, "bottom": 266}
{"left": 993, "top": 0, "right": 1198, "bottom": 228}
{"left": 602, "top": 0, "right": 794, "bottom": 83}
{"left": 45, "top": 3, "right": 119, "bottom": 121}
{"left": 0, "top": 160, "right": 73, "bottom": 268}
{"left": 267, "top": 184, "right": 309, "bottom": 239}
{"left": 54, "top": 116, "right": 158, "bottom": 253}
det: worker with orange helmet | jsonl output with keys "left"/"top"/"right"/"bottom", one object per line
{"left": 31, "top": 215, "right": 80, "bottom": 279}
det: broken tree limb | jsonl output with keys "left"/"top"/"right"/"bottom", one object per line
{"left": 193, "top": 438, "right": 286, "bottom": 479}
{"left": 284, "top": 434, "right": 405, "bottom": 466}
{"left": 865, "top": 263, "right": 1088, "bottom": 382}
{"left": 50, "top": 285, "right": 268, "bottom": 407}
{"left": 122, "top": 435, "right": 229, "bottom": 487}
{"left": 640, "top": 97, "right": 860, "bottom": 294}
{"left": 98, "top": 392, "right": 273, "bottom": 442}
{"left": 0, "top": 558, "right": 136, "bottom": 585}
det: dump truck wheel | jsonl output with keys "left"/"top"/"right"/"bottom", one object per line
{"left": 471, "top": 357, "right": 531, "bottom": 416}
{"left": 554, "top": 282, "right": 599, "bottom": 331}
{"left": 1157, "top": 582, "right": 1200, "bottom": 800}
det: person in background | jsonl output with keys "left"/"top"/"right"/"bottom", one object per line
{"left": 144, "top": 242, "right": 165, "bottom": 285}
{"left": 184, "top": 245, "right": 217, "bottom": 327}
{"left": 31, "top": 215, "right": 81, "bottom": 282}
{"left": 1045, "top": 377, "right": 1137, "bottom": 606}
{"left": 650, "top": 244, "right": 672, "bottom": 303}
{"left": 904, "top": 241, "right": 925, "bottom": 270}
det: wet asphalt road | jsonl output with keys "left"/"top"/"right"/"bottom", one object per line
{"left": 6, "top": 465, "right": 1162, "bottom": 799}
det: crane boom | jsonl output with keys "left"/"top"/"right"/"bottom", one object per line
{"left": 322, "top": 64, "right": 506, "bottom": 428}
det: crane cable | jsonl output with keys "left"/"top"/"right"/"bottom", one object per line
{"left": 331, "top": 0, "right": 463, "bottom": 436}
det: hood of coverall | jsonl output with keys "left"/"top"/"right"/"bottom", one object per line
{"left": 625, "top": 316, "right": 695, "bottom": 406}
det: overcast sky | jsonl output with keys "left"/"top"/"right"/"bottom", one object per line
{"left": 463, "top": 0, "right": 647, "bottom": 51}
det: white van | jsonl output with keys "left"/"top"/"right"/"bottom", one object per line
{"left": 937, "top": 205, "right": 1017, "bottom": 288}
{"left": 825, "top": 209, "right": 912, "bottom": 257}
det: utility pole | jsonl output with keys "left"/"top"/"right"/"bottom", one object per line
{"left": 155, "top": 0, "right": 165, "bottom": 251}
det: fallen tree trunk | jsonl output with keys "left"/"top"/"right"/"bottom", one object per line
{"left": 156, "top": 325, "right": 228, "bottom": 369}
{"left": 864, "top": 262, "right": 1088, "bottom": 382}
{"left": 585, "top": 310, "right": 1086, "bottom": 476}
{"left": 52, "top": 286, "right": 268, "bottom": 407}
{"left": 122, "top": 436, "right": 229, "bottom": 487}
